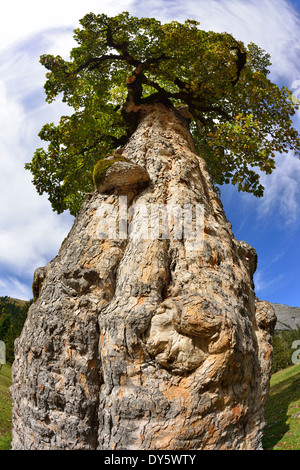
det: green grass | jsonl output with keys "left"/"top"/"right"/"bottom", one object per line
{"left": 0, "top": 363, "right": 12, "bottom": 450}
{"left": 263, "top": 363, "right": 300, "bottom": 450}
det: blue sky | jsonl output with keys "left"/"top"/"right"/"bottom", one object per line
{"left": 1, "top": 0, "right": 300, "bottom": 306}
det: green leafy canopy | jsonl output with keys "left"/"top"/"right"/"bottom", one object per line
{"left": 25, "top": 11, "right": 300, "bottom": 215}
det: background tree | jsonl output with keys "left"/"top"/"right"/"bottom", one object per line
{"left": 0, "top": 298, "right": 31, "bottom": 363}
{"left": 25, "top": 12, "right": 300, "bottom": 216}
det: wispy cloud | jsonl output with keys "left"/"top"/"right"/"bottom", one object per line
{"left": 0, "top": 31, "right": 74, "bottom": 299}
{"left": 0, "top": 0, "right": 135, "bottom": 51}
{"left": 254, "top": 269, "right": 285, "bottom": 295}
{"left": 256, "top": 152, "right": 300, "bottom": 226}
{"left": 0, "top": 277, "right": 32, "bottom": 301}
{"left": 0, "top": 1, "right": 139, "bottom": 300}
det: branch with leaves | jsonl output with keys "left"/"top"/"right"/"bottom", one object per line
{"left": 25, "top": 12, "right": 300, "bottom": 215}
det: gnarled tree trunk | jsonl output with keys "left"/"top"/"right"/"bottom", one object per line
{"left": 11, "top": 103, "right": 276, "bottom": 450}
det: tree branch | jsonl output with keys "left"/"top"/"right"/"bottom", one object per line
{"left": 72, "top": 54, "right": 131, "bottom": 74}
{"left": 174, "top": 77, "right": 187, "bottom": 90}
{"left": 105, "top": 24, "right": 140, "bottom": 67}
{"left": 72, "top": 24, "right": 233, "bottom": 124}
{"left": 231, "top": 46, "right": 247, "bottom": 86}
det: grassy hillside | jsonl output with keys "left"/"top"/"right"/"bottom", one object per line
{"left": 263, "top": 363, "right": 300, "bottom": 450}
{"left": 9, "top": 298, "right": 28, "bottom": 307}
{"left": 0, "top": 364, "right": 12, "bottom": 450}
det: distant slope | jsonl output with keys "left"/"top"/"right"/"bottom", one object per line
{"left": 271, "top": 303, "right": 300, "bottom": 331}
{"left": 9, "top": 298, "right": 29, "bottom": 306}
{"left": 0, "top": 296, "right": 29, "bottom": 308}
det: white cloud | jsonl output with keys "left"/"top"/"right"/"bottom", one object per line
{"left": 257, "top": 152, "right": 300, "bottom": 226}
{"left": 254, "top": 269, "right": 285, "bottom": 295}
{"left": 0, "top": 0, "right": 135, "bottom": 51}
{"left": 0, "top": 61, "right": 73, "bottom": 276}
{"left": 0, "top": 277, "right": 32, "bottom": 301}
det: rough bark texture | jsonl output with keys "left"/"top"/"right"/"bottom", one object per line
{"left": 11, "top": 104, "right": 276, "bottom": 450}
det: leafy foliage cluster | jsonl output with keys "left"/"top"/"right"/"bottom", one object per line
{"left": 0, "top": 297, "right": 31, "bottom": 364}
{"left": 25, "top": 12, "right": 300, "bottom": 215}
{"left": 272, "top": 327, "right": 300, "bottom": 373}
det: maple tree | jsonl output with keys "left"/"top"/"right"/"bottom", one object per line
{"left": 25, "top": 12, "right": 300, "bottom": 215}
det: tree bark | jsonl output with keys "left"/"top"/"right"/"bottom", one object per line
{"left": 11, "top": 103, "right": 276, "bottom": 450}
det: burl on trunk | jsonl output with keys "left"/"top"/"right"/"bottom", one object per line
{"left": 11, "top": 103, "right": 276, "bottom": 450}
